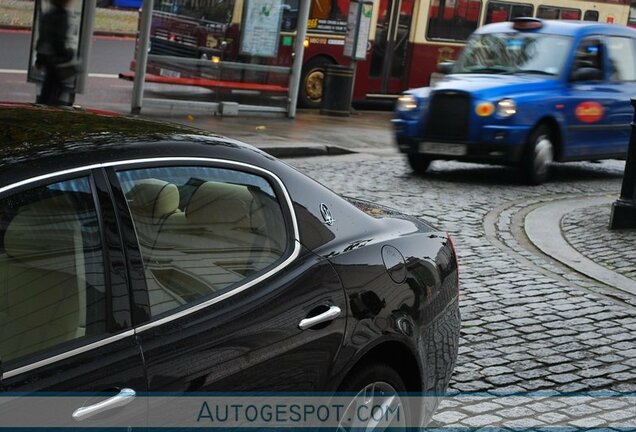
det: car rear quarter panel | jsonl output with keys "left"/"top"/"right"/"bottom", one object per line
{"left": 327, "top": 220, "right": 459, "bottom": 390}
{"left": 267, "top": 162, "right": 460, "bottom": 394}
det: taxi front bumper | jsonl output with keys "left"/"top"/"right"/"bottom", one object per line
{"left": 392, "top": 119, "right": 532, "bottom": 165}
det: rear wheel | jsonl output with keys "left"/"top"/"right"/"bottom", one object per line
{"left": 522, "top": 124, "right": 554, "bottom": 185}
{"left": 299, "top": 57, "right": 333, "bottom": 108}
{"left": 407, "top": 154, "right": 432, "bottom": 174}
{"left": 337, "top": 363, "right": 410, "bottom": 431}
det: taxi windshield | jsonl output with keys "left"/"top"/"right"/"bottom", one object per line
{"left": 454, "top": 32, "right": 572, "bottom": 76}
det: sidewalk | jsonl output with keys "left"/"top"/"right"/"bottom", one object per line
{"left": 139, "top": 107, "right": 399, "bottom": 158}
{"left": 524, "top": 194, "right": 636, "bottom": 298}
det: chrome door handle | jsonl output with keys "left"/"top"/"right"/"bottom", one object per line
{"left": 299, "top": 305, "right": 342, "bottom": 330}
{"left": 72, "top": 388, "right": 136, "bottom": 421}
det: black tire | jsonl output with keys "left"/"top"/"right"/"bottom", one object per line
{"left": 522, "top": 124, "right": 554, "bottom": 185}
{"left": 337, "top": 363, "right": 410, "bottom": 430}
{"left": 299, "top": 57, "right": 333, "bottom": 109}
{"left": 407, "top": 154, "right": 432, "bottom": 174}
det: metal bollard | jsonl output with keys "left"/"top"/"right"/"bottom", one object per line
{"left": 610, "top": 98, "right": 636, "bottom": 229}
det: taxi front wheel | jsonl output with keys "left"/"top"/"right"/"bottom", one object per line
{"left": 407, "top": 154, "right": 432, "bottom": 174}
{"left": 522, "top": 125, "right": 554, "bottom": 185}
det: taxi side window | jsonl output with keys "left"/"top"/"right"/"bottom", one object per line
{"left": 606, "top": 36, "right": 636, "bottom": 82}
{"left": 571, "top": 38, "right": 603, "bottom": 81}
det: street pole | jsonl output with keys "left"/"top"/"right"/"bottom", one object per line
{"left": 287, "top": 0, "right": 311, "bottom": 119}
{"left": 610, "top": 98, "right": 636, "bottom": 229}
{"left": 76, "top": 0, "right": 96, "bottom": 96}
{"left": 131, "top": 0, "right": 154, "bottom": 114}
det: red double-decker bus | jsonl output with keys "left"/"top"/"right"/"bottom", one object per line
{"left": 127, "top": 0, "right": 635, "bottom": 108}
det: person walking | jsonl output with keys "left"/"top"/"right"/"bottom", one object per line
{"left": 35, "top": 0, "right": 75, "bottom": 106}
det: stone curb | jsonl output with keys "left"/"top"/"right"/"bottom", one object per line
{"left": 260, "top": 145, "right": 355, "bottom": 159}
{"left": 524, "top": 195, "right": 636, "bottom": 296}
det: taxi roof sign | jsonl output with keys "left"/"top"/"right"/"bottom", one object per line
{"left": 512, "top": 17, "right": 544, "bottom": 31}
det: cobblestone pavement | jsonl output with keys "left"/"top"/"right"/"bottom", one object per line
{"left": 563, "top": 205, "right": 636, "bottom": 282}
{"left": 288, "top": 154, "right": 636, "bottom": 428}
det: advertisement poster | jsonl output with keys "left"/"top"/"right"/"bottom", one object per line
{"left": 308, "top": 19, "right": 348, "bottom": 33}
{"left": 28, "top": 0, "right": 84, "bottom": 88}
{"left": 343, "top": 0, "right": 372, "bottom": 60}
{"left": 240, "top": 0, "right": 284, "bottom": 57}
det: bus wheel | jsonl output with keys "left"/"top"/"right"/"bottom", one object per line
{"left": 407, "top": 154, "right": 432, "bottom": 174}
{"left": 522, "top": 124, "right": 554, "bottom": 185}
{"left": 299, "top": 57, "right": 333, "bottom": 108}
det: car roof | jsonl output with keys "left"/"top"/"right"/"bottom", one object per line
{"left": 0, "top": 105, "right": 213, "bottom": 151}
{"left": 0, "top": 105, "right": 271, "bottom": 187}
{"left": 476, "top": 19, "right": 636, "bottom": 38}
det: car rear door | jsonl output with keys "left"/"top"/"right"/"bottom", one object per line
{"left": 106, "top": 160, "right": 346, "bottom": 424}
{"left": 0, "top": 169, "right": 146, "bottom": 428}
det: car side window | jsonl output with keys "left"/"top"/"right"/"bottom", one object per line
{"left": 116, "top": 166, "right": 290, "bottom": 317}
{"left": 0, "top": 177, "right": 107, "bottom": 364}
{"left": 571, "top": 37, "right": 604, "bottom": 81}
{"left": 606, "top": 36, "right": 636, "bottom": 82}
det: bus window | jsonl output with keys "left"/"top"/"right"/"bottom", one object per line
{"left": 310, "top": 0, "right": 345, "bottom": 19}
{"left": 427, "top": 0, "right": 482, "bottom": 42}
{"left": 485, "top": 1, "right": 533, "bottom": 24}
{"left": 583, "top": 10, "right": 599, "bottom": 21}
{"left": 281, "top": 0, "right": 299, "bottom": 31}
{"left": 156, "top": 0, "right": 237, "bottom": 24}
{"left": 307, "top": 0, "right": 348, "bottom": 33}
{"left": 537, "top": 5, "right": 581, "bottom": 20}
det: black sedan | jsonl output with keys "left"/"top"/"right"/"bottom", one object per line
{"left": 0, "top": 105, "right": 459, "bottom": 429}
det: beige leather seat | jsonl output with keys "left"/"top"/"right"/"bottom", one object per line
{"left": 0, "top": 194, "right": 84, "bottom": 362}
{"left": 160, "top": 181, "right": 285, "bottom": 277}
{"left": 126, "top": 178, "right": 180, "bottom": 250}
{"left": 125, "top": 179, "right": 187, "bottom": 315}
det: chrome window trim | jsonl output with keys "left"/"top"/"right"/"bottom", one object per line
{"left": 3, "top": 330, "right": 135, "bottom": 380}
{"left": 0, "top": 157, "right": 301, "bottom": 378}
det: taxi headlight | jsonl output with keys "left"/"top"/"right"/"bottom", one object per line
{"left": 396, "top": 95, "right": 418, "bottom": 111}
{"left": 497, "top": 98, "right": 517, "bottom": 117}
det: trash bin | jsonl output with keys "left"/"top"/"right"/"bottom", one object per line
{"left": 320, "top": 64, "right": 354, "bottom": 117}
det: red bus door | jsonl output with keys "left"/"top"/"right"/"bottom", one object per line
{"left": 367, "top": 0, "right": 415, "bottom": 95}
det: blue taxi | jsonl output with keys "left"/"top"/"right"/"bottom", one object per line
{"left": 393, "top": 18, "right": 636, "bottom": 184}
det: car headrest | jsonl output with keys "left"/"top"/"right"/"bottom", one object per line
{"left": 4, "top": 194, "right": 80, "bottom": 261}
{"left": 127, "top": 179, "right": 179, "bottom": 221}
{"left": 186, "top": 181, "right": 252, "bottom": 226}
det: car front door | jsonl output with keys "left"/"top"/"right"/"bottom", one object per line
{"left": 0, "top": 170, "right": 146, "bottom": 428}
{"left": 107, "top": 161, "right": 346, "bottom": 424}
{"left": 601, "top": 35, "right": 636, "bottom": 154}
{"left": 564, "top": 35, "right": 632, "bottom": 158}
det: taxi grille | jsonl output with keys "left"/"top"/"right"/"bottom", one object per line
{"left": 424, "top": 92, "right": 471, "bottom": 141}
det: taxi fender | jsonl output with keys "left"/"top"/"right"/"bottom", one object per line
{"left": 531, "top": 111, "right": 567, "bottom": 142}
